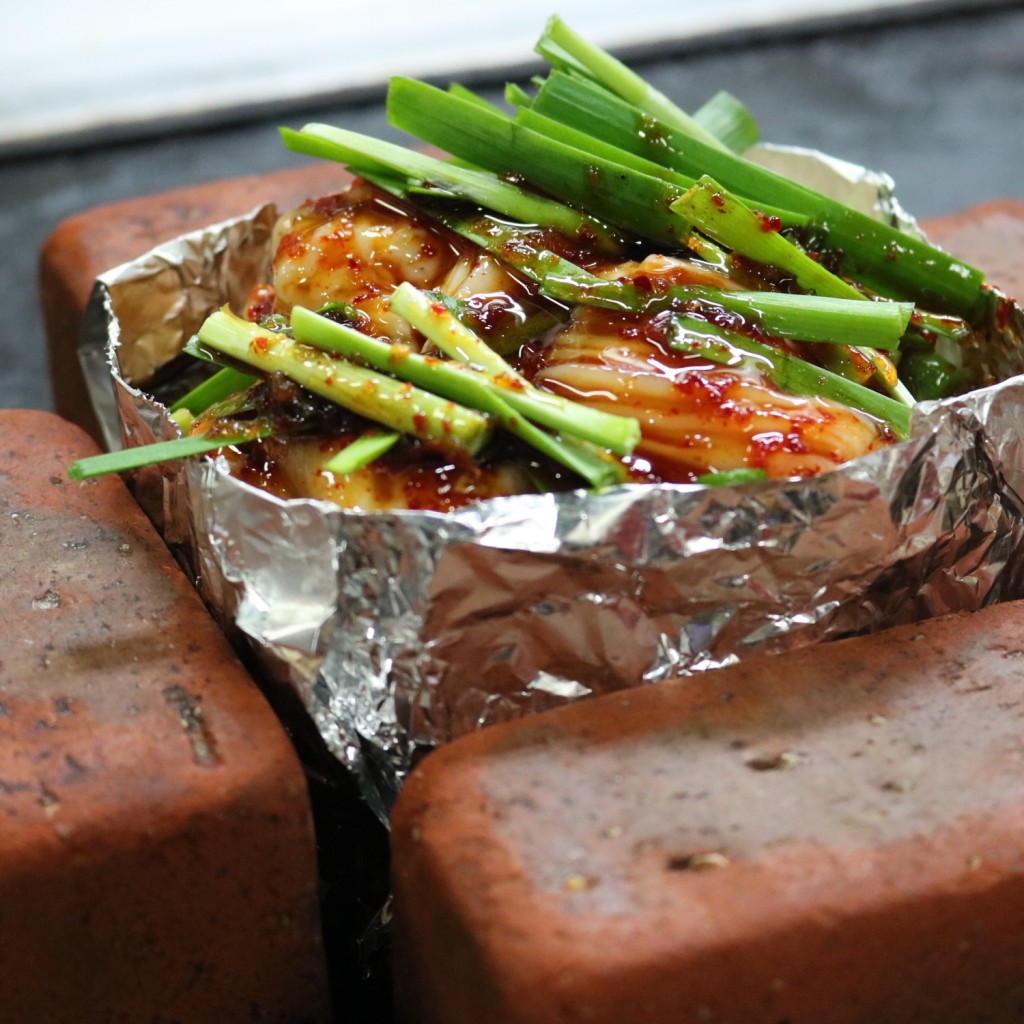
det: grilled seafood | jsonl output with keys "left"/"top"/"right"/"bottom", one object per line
{"left": 269, "top": 184, "right": 472, "bottom": 345}
{"left": 208, "top": 182, "right": 896, "bottom": 508}
{"left": 536, "top": 305, "right": 892, "bottom": 481}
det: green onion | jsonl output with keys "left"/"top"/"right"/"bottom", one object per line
{"left": 672, "top": 177, "right": 915, "bottom": 402}
{"left": 511, "top": 104, "right": 688, "bottom": 188}
{"left": 697, "top": 467, "right": 768, "bottom": 487}
{"left": 535, "top": 15, "right": 727, "bottom": 151}
{"left": 509, "top": 104, "right": 803, "bottom": 224}
{"left": 429, "top": 291, "right": 564, "bottom": 358}
{"left": 68, "top": 432, "right": 263, "bottom": 480}
{"left": 280, "top": 122, "right": 620, "bottom": 251}
{"left": 322, "top": 431, "right": 400, "bottom": 474}
{"left": 198, "top": 308, "right": 493, "bottom": 455}
{"left": 290, "top": 304, "right": 628, "bottom": 487}
{"left": 899, "top": 351, "right": 963, "bottom": 401}
{"left": 673, "top": 177, "right": 863, "bottom": 301}
{"left": 504, "top": 81, "right": 534, "bottom": 109}
{"left": 427, "top": 208, "right": 912, "bottom": 350}
{"left": 446, "top": 82, "right": 502, "bottom": 113}
{"left": 385, "top": 283, "right": 641, "bottom": 455}
{"left": 524, "top": 68, "right": 984, "bottom": 317}
{"left": 170, "top": 366, "right": 256, "bottom": 414}
{"left": 693, "top": 91, "right": 760, "bottom": 154}
{"left": 386, "top": 76, "right": 693, "bottom": 248}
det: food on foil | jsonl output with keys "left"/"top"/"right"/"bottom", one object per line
{"left": 73, "top": 16, "right": 1024, "bottom": 810}
{"left": 71, "top": 17, "right": 1010, "bottom": 508}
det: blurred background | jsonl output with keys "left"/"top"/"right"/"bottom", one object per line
{"left": 1, "top": 0, "right": 967, "bottom": 154}
{"left": 3, "top": 0, "right": 1023, "bottom": 409}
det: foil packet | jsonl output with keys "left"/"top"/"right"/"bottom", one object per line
{"left": 81, "top": 150, "right": 1024, "bottom": 818}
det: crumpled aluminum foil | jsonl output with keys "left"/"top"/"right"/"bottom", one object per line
{"left": 81, "top": 152, "right": 1024, "bottom": 820}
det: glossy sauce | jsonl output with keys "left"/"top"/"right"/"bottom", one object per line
{"left": 207, "top": 182, "right": 897, "bottom": 509}
{"left": 535, "top": 304, "right": 892, "bottom": 482}
{"left": 271, "top": 184, "right": 473, "bottom": 344}
{"left": 222, "top": 432, "right": 559, "bottom": 511}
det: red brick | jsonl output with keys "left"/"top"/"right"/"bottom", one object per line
{"left": 0, "top": 409, "right": 329, "bottom": 1022}
{"left": 923, "top": 198, "right": 1024, "bottom": 300}
{"left": 392, "top": 601, "right": 1024, "bottom": 1024}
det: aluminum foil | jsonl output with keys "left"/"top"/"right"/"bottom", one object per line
{"left": 81, "top": 155, "right": 1024, "bottom": 819}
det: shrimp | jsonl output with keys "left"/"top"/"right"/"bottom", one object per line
{"left": 596, "top": 252, "right": 743, "bottom": 294}
{"left": 228, "top": 185, "right": 896, "bottom": 507}
{"left": 269, "top": 183, "right": 472, "bottom": 343}
{"left": 534, "top": 304, "right": 893, "bottom": 482}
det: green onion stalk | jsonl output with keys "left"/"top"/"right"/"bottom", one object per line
{"left": 74, "top": 17, "right": 989, "bottom": 488}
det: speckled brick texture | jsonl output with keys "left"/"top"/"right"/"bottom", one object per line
{"left": 0, "top": 409, "right": 329, "bottom": 1023}
{"left": 392, "top": 601, "right": 1024, "bottom": 1024}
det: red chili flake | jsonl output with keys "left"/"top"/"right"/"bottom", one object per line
{"left": 311, "top": 192, "right": 352, "bottom": 218}
{"left": 996, "top": 296, "right": 1012, "bottom": 331}
{"left": 246, "top": 283, "right": 276, "bottom": 322}
{"left": 413, "top": 412, "right": 428, "bottom": 433}
{"left": 756, "top": 212, "right": 783, "bottom": 233}
{"left": 251, "top": 334, "right": 269, "bottom": 354}
{"left": 711, "top": 192, "right": 726, "bottom": 210}
{"left": 431, "top": 302, "right": 447, "bottom": 316}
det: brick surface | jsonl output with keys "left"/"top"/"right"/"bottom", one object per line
{"left": 391, "top": 600, "right": 1024, "bottom": 1024}
{"left": 923, "top": 199, "right": 1024, "bottom": 300}
{"left": 0, "top": 409, "right": 329, "bottom": 1023}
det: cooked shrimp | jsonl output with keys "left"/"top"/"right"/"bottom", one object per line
{"left": 596, "top": 252, "right": 742, "bottom": 294}
{"left": 534, "top": 305, "right": 893, "bottom": 481}
{"left": 270, "top": 183, "right": 472, "bottom": 343}
{"left": 227, "top": 186, "right": 896, "bottom": 505}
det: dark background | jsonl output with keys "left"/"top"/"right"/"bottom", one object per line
{"left": 4, "top": 1, "right": 1024, "bottom": 411}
